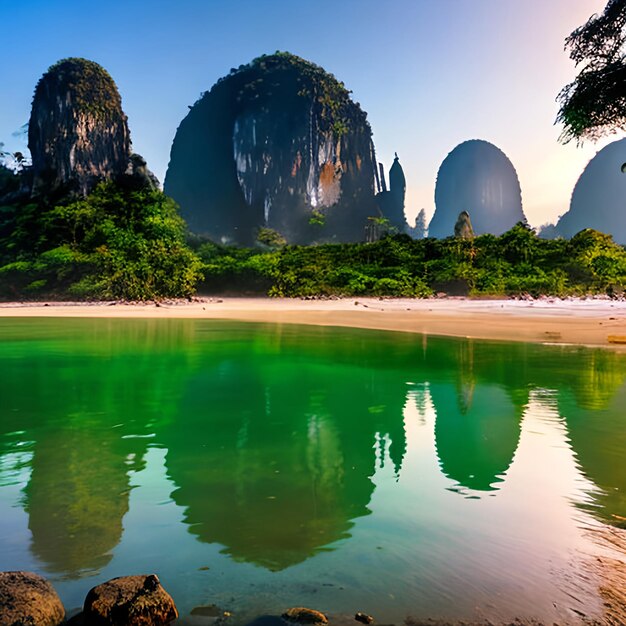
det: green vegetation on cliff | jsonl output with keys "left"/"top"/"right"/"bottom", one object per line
{"left": 34, "top": 58, "right": 124, "bottom": 122}
{"left": 0, "top": 182, "right": 202, "bottom": 300}
{"left": 164, "top": 51, "right": 378, "bottom": 245}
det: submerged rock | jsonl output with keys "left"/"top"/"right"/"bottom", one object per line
{"left": 282, "top": 607, "right": 328, "bottom": 625}
{"left": 0, "top": 570, "right": 65, "bottom": 626}
{"left": 82, "top": 574, "right": 178, "bottom": 626}
{"left": 28, "top": 58, "right": 131, "bottom": 196}
{"left": 165, "top": 51, "right": 380, "bottom": 245}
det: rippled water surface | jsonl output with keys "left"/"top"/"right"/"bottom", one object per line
{"left": 0, "top": 319, "right": 624, "bottom": 623}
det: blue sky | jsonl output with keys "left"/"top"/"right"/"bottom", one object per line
{"left": 0, "top": 0, "right": 612, "bottom": 227}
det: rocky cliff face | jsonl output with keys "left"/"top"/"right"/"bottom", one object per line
{"left": 164, "top": 52, "right": 380, "bottom": 245}
{"left": 28, "top": 58, "right": 131, "bottom": 196}
{"left": 553, "top": 138, "right": 626, "bottom": 245}
{"left": 429, "top": 139, "right": 525, "bottom": 238}
{"left": 375, "top": 154, "right": 407, "bottom": 233}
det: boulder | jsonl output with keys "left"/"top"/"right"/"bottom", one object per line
{"left": 0, "top": 571, "right": 65, "bottom": 626}
{"left": 82, "top": 574, "right": 177, "bottom": 626}
{"left": 281, "top": 607, "right": 328, "bottom": 624}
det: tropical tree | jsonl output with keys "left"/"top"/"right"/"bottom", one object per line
{"left": 557, "top": 0, "right": 626, "bottom": 143}
{"left": 500, "top": 222, "right": 538, "bottom": 264}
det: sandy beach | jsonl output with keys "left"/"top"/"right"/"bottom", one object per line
{"left": 1, "top": 297, "right": 626, "bottom": 349}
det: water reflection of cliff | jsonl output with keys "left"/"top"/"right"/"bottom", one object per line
{"left": 159, "top": 333, "right": 408, "bottom": 570}
{"left": 560, "top": 384, "right": 626, "bottom": 527}
{"left": 0, "top": 319, "right": 195, "bottom": 577}
{"left": 0, "top": 320, "right": 625, "bottom": 580}
{"left": 430, "top": 341, "right": 526, "bottom": 493}
{"left": 432, "top": 384, "right": 524, "bottom": 493}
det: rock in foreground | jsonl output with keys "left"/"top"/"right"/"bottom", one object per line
{"left": 83, "top": 574, "right": 178, "bottom": 626}
{"left": 0, "top": 571, "right": 65, "bottom": 626}
{"left": 282, "top": 607, "right": 328, "bottom": 624}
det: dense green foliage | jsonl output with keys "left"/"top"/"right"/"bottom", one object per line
{"left": 0, "top": 182, "right": 202, "bottom": 300}
{"left": 557, "top": 0, "right": 626, "bottom": 142}
{"left": 194, "top": 222, "right": 626, "bottom": 298}
{"left": 223, "top": 51, "right": 368, "bottom": 139}
{"left": 2, "top": 186, "right": 625, "bottom": 300}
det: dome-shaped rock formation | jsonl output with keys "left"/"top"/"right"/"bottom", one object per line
{"left": 429, "top": 139, "right": 525, "bottom": 238}
{"left": 28, "top": 58, "right": 131, "bottom": 196}
{"left": 164, "top": 52, "right": 380, "bottom": 245}
{"left": 554, "top": 138, "right": 626, "bottom": 245}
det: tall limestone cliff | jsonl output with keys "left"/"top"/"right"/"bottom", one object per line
{"left": 164, "top": 52, "right": 380, "bottom": 245}
{"left": 429, "top": 140, "right": 525, "bottom": 238}
{"left": 552, "top": 138, "right": 626, "bottom": 245}
{"left": 28, "top": 58, "right": 132, "bottom": 196}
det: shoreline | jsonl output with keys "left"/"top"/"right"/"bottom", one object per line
{"left": 2, "top": 296, "right": 626, "bottom": 624}
{"left": 1, "top": 296, "right": 626, "bottom": 349}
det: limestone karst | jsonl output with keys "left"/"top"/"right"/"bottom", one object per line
{"left": 28, "top": 58, "right": 131, "bottom": 196}
{"left": 552, "top": 138, "right": 626, "bottom": 245}
{"left": 164, "top": 52, "right": 381, "bottom": 245}
{"left": 25, "top": 57, "right": 158, "bottom": 198}
{"left": 429, "top": 139, "right": 525, "bottom": 238}
{"left": 375, "top": 153, "right": 408, "bottom": 233}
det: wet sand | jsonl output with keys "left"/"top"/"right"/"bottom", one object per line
{"left": 1, "top": 297, "right": 625, "bottom": 349}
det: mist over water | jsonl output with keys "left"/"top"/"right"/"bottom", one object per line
{"left": 0, "top": 319, "right": 624, "bottom": 623}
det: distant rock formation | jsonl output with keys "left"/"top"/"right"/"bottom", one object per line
{"left": 429, "top": 139, "right": 525, "bottom": 238}
{"left": 406, "top": 208, "right": 427, "bottom": 239}
{"left": 28, "top": 58, "right": 131, "bottom": 196}
{"left": 454, "top": 210, "right": 474, "bottom": 239}
{"left": 552, "top": 138, "right": 626, "bottom": 245}
{"left": 164, "top": 52, "right": 380, "bottom": 245}
{"left": 375, "top": 153, "right": 408, "bottom": 232}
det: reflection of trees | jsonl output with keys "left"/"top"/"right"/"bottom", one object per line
{"left": 160, "top": 325, "right": 409, "bottom": 570}
{"left": 562, "top": 350, "right": 626, "bottom": 411}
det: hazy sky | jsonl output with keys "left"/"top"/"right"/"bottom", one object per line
{"left": 0, "top": 0, "right": 614, "bottom": 227}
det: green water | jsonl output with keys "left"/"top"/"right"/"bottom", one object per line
{"left": 0, "top": 318, "right": 625, "bottom": 624}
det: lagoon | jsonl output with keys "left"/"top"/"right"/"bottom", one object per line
{"left": 0, "top": 319, "right": 624, "bottom": 624}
